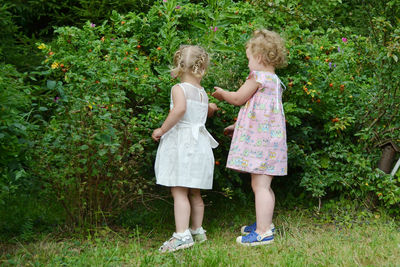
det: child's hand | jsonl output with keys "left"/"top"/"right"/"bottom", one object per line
{"left": 212, "top": 87, "right": 225, "bottom": 101}
{"left": 223, "top": 124, "right": 235, "bottom": 137}
{"left": 152, "top": 128, "right": 164, "bottom": 142}
{"left": 207, "top": 103, "right": 219, "bottom": 117}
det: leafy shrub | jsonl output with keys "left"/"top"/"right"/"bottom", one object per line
{"left": 0, "top": 64, "right": 34, "bottom": 205}
{"left": 1, "top": 0, "right": 157, "bottom": 70}
{"left": 32, "top": 23, "right": 161, "bottom": 226}
{"left": 4, "top": 0, "right": 156, "bottom": 36}
{"left": 0, "top": 4, "right": 19, "bottom": 63}
{"left": 29, "top": 0, "right": 400, "bottom": 227}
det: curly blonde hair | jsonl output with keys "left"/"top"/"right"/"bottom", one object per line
{"left": 171, "top": 45, "right": 210, "bottom": 78}
{"left": 246, "top": 29, "right": 287, "bottom": 68}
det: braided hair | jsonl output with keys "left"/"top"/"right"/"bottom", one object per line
{"left": 171, "top": 45, "right": 210, "bottom": 78}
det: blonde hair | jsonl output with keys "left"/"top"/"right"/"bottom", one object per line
{"left": 171, "top": 45, "right": 209, "bottom": 78}
{"left": 246, "top": 29, "right": 287, "bottom": 68}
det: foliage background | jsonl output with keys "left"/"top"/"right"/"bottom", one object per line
{"left": 0, "top": 0, "right": 399, "bottom": 237}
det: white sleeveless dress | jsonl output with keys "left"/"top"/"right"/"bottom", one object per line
{"left": 155, "top": 82, "right": 218, "bottom": 189}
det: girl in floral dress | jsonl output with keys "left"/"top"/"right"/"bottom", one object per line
{"left": 212, "top": 29, "right": 288, "bottom": 246}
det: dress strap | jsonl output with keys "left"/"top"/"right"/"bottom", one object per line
{"left": 169, "top": 84, "right": 187, "bottom": 109}
{"left": 177, "top": 83, "right": 187, "bottom": 97}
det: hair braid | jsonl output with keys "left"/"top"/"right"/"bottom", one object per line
{"left": 171, "top": 45, "right": 210, "bottom": 78}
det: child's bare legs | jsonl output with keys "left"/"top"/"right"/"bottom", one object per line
{"left": 188, "top": 188, "right": 204, "bottom": 229}
{"left": 171, "top": 187, "right": 190, "bottom": 233}
{"left": 159, "top": 187, "right": 193, "bottom": 252}
{"left": 270, "top": 185, "right": 275, "bottom": 209}
{"left": 251, "top": 174, "right": 274, "bottom": 234}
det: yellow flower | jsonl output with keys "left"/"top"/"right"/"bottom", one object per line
{"left": 51, "top": 62, "right": 59, "bottom": 69}
{"left": 307, "top": 82, "right": 312, "bottom": 85}
{"left": 88, "top": 102, "right": 95, "bottom": 109}
{"left": 38, "top": 43, "right": 46, "bottom": 50}
{"left": 365, "top": 183, "right": 368, "bottom": 186}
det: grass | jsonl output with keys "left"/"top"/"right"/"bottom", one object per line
{"left": 1, "top": 194, "right": 400, "bottom": 267}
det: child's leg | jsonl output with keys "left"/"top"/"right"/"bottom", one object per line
{"left": 188, "top": 188, "right": 204, "bottom": 229}
{"left": 171, "top": 186, "right": 190, "bottom": 233}
{"left": 251, "top": 174, "right": 274, "bottom": 234}
{"left": 270, "top": 185, "right": 275, "bottom": 208}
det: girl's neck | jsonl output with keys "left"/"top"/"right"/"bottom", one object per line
{"left": 180, "top": 73, "right": 202, "bottom": 88}
{"left": 258, "top": 65, "right": 275, "bottom": 74}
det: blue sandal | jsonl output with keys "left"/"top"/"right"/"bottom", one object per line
{"left": 241, "top": 222, "right": 275, "bottom": 235}
{"left": 236, "top": 230, "right": 274, "bottom": 246}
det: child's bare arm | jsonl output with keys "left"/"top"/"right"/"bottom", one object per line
{"left": 212, "top": 77, "right": 259, "bottom": 106}
{"left": 152, "top": 85, "right": 186, "bottom": 141}
{"left": 223, "top": 123, "right": 235, "bottom": 137}
{"left": 207, "top": 103, "right": 219, "bottom": 117}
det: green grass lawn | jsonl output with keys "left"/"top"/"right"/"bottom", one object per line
{"left": 1, "top": 195, "right": 399, "bottom": 266}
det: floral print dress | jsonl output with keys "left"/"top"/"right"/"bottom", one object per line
{"left": 226, "top": 71, "right": 287, "bottom": 176}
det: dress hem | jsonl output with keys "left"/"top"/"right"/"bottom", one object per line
{"left": 156, "top": 182, "right": 212, "bottom": 190}
{"left": 226, "top": 166, "right": 287, "bottom": 176}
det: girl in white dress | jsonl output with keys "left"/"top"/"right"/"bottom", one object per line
{"left": 152, "top": 45, "right": 218, "bottom": 252}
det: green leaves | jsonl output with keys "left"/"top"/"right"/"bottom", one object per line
{"left": 2, "top": 0, "right": 399, "bottom": 228}
{"left": 79, "top": 145, "right": 89, "bottom": 150}
{"left": 47, "top": 80, "right": 57, "bottom": 90}
{"left": 189, "top": 21, "right": 207, "bottom": 31}
{"left": 0, "top": 64, "right": 33, "bottom": 207}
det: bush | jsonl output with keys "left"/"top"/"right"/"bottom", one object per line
{"left": 0, "top": 4, "right": 19, "bottom": 63}
{"left": 32, "top": 23, "right": 161, "bottom": 226}
{"left": 25, "top": 0, "right": 400, "bottom": 227}
{"left": 4, "top": 0, "right": 156, "bottom": 37}
{"left": 0, "top": 64, "right": 34, "bottom": 205}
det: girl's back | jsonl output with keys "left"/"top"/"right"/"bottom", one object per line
{"left": 152, "top": 45, "right": 218, "bottom": 253}
{"left": 155, "top": 82, "right": 217, "bottom": 189}
{"left": 173, "top": 82, "right": 209, "bottom": 126}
